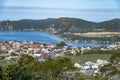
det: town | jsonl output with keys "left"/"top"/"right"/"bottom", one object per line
{"left": 0, "top": 41, "right": 119, "bottom": 60}
{"left": 0, "top": 41, "right": 120, "bottom": 78}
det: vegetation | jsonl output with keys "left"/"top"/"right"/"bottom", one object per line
{"left": 66, "top": 49, "right": 120, "bottom": 64}
{"left": 56, "top": 41, "right": 67, "bottom": 48}
{"left": 75, "top": 73, "right": 107, "bottom": 80}
{"left": 0, "top": 18, "right": 120, "bottom": 32}
{"left": 73, "top": 50, "right": 120, "bottom": 80}
{"left": 99, "top": 52, "right": 120, "bottom": 80}
{"left": 1, "top": 49, "right": 120, "bottom": 80}
{"left": 67, "top": 53, "right": 111, "bottom": 64}
{"left": 0, "top": 54, "right": 76, "bottom": 80}
{"left": 63, "top": 35, "right": 120, "bottom": 43}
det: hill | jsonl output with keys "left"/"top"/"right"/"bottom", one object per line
{"left": 0, "top": 17, "right": 120, "bottom": 33}
{"left": 99, "top": 18, "right": 120, "bottom": 31}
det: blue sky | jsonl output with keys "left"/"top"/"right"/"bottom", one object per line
{"left": 0, "top": 0, "right": 120, "bottom": 22}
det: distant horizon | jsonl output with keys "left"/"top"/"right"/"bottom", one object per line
{"left": 0, "top": 17, "right": 120, "bottom": 23}
{"left": 0, "top": 0, "right": 120, "bottom": 22}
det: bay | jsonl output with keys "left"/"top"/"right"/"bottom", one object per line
{"left": 0, "top": 31, "right": 62, "bottom": 44}
{"left": 0, "top": 31, "right": 110, "bottom": 47}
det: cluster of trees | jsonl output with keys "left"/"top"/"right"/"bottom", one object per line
{"left": 0, "top": 54, "right": 76, "bottom": 80}
{"left": 56, "top": 41, "right": 67, "bottom": 48}
{"left": 0, "top": 51, "right": 120, "bottom": 80}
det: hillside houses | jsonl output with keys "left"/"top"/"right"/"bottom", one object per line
{"left": 74, "top": 59, "right": 109, "bottom": 75}
{"left": 1, "top": 41, "right": 120, "bottom": 62}
{"left": 0, "top": 41, "right": 67, "bottom": 61}
{"left": 0, "top": 41, "right": 91, "bottom": 58}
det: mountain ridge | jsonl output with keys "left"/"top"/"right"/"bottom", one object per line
{"left": 0, "top": 17, "right": 120, "bottom": 32}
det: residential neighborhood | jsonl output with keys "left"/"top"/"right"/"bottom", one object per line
{"left": 0, "top": 41, "right": 120, "bottom": 60}
{"left": 0, "top": 41, "right": 120, "bottom": 79}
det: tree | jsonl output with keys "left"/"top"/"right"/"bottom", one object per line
{"left": 56, "top": 41, "right": 67, "bottom": 48}
{"left": 35, "top": 57, "right": 76, "bottom": 80}
{"left": 0, "top": 66, "right": 3, "bottom": 80}
{"left": 110, "top": 52, "right": 120, "bottom": 66}
{"left": 1, "top": 54, "right": 75, "bottom": 80}
{"left": 2, "top": 66, "right": 12, "bottom": 80}
{"left": 0, "top": 54, "right": 39, "bottom": 80}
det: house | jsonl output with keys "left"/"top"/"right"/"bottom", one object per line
{"left": 74, "top": 63, "right": 82, "bottom": 68}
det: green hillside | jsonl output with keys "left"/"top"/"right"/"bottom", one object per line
{"left": 0, "top": 17, "right": 120, "bottom": 33}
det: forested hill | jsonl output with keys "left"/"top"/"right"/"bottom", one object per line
{"left": 99, "top": 18, "right": 120, "bottom": 31}
{"left": 0, "top": 17, "right": 120, "bottom": 32}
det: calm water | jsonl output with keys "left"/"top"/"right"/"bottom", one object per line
{"left": 0, "top": 31, "right": 110, "bottom": 47}
{"left": 67, "top": 42, "right": 110, "bottom": 47}
{"left": 0, "top": 31, "right": 62, "bottom": 44}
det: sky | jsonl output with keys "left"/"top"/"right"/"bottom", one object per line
{"left": 0, "top": 0, "right": 120, "bottom": 22}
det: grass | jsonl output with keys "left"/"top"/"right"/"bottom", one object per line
{"left": 0, "top": 60, "right": 8, "bottom": 66}
{"left": 74, "top": 73, "right": 107, "bottom": 80}
{"left": 66, "top": 54, "right": 112, "bottom": 65}
{"left": 0, "top": 59, "right": 16, "bottom": 66}
{"left": 0, "top": 53, "right": 112, "bottom": 66}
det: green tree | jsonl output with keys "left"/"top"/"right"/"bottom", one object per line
{"left": 2, "top": 66, "right": 12, "bottom": 80}
{"left": 35, "top": 57, "right": 76, "bottom": 80}
{"left": 1, "top": 54, "right": 39, "bottom": 80}
{"left": 110, "top": 52, "right": 120, "bottom": 66}
{"left": 0, "top": 66, "right": 3, "bottom": 80}
{"left": 56, "top": 41, "right": 67, "bottom": 48}
{"left": 1, "top": 54, "right": 75, "bottom": 80}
